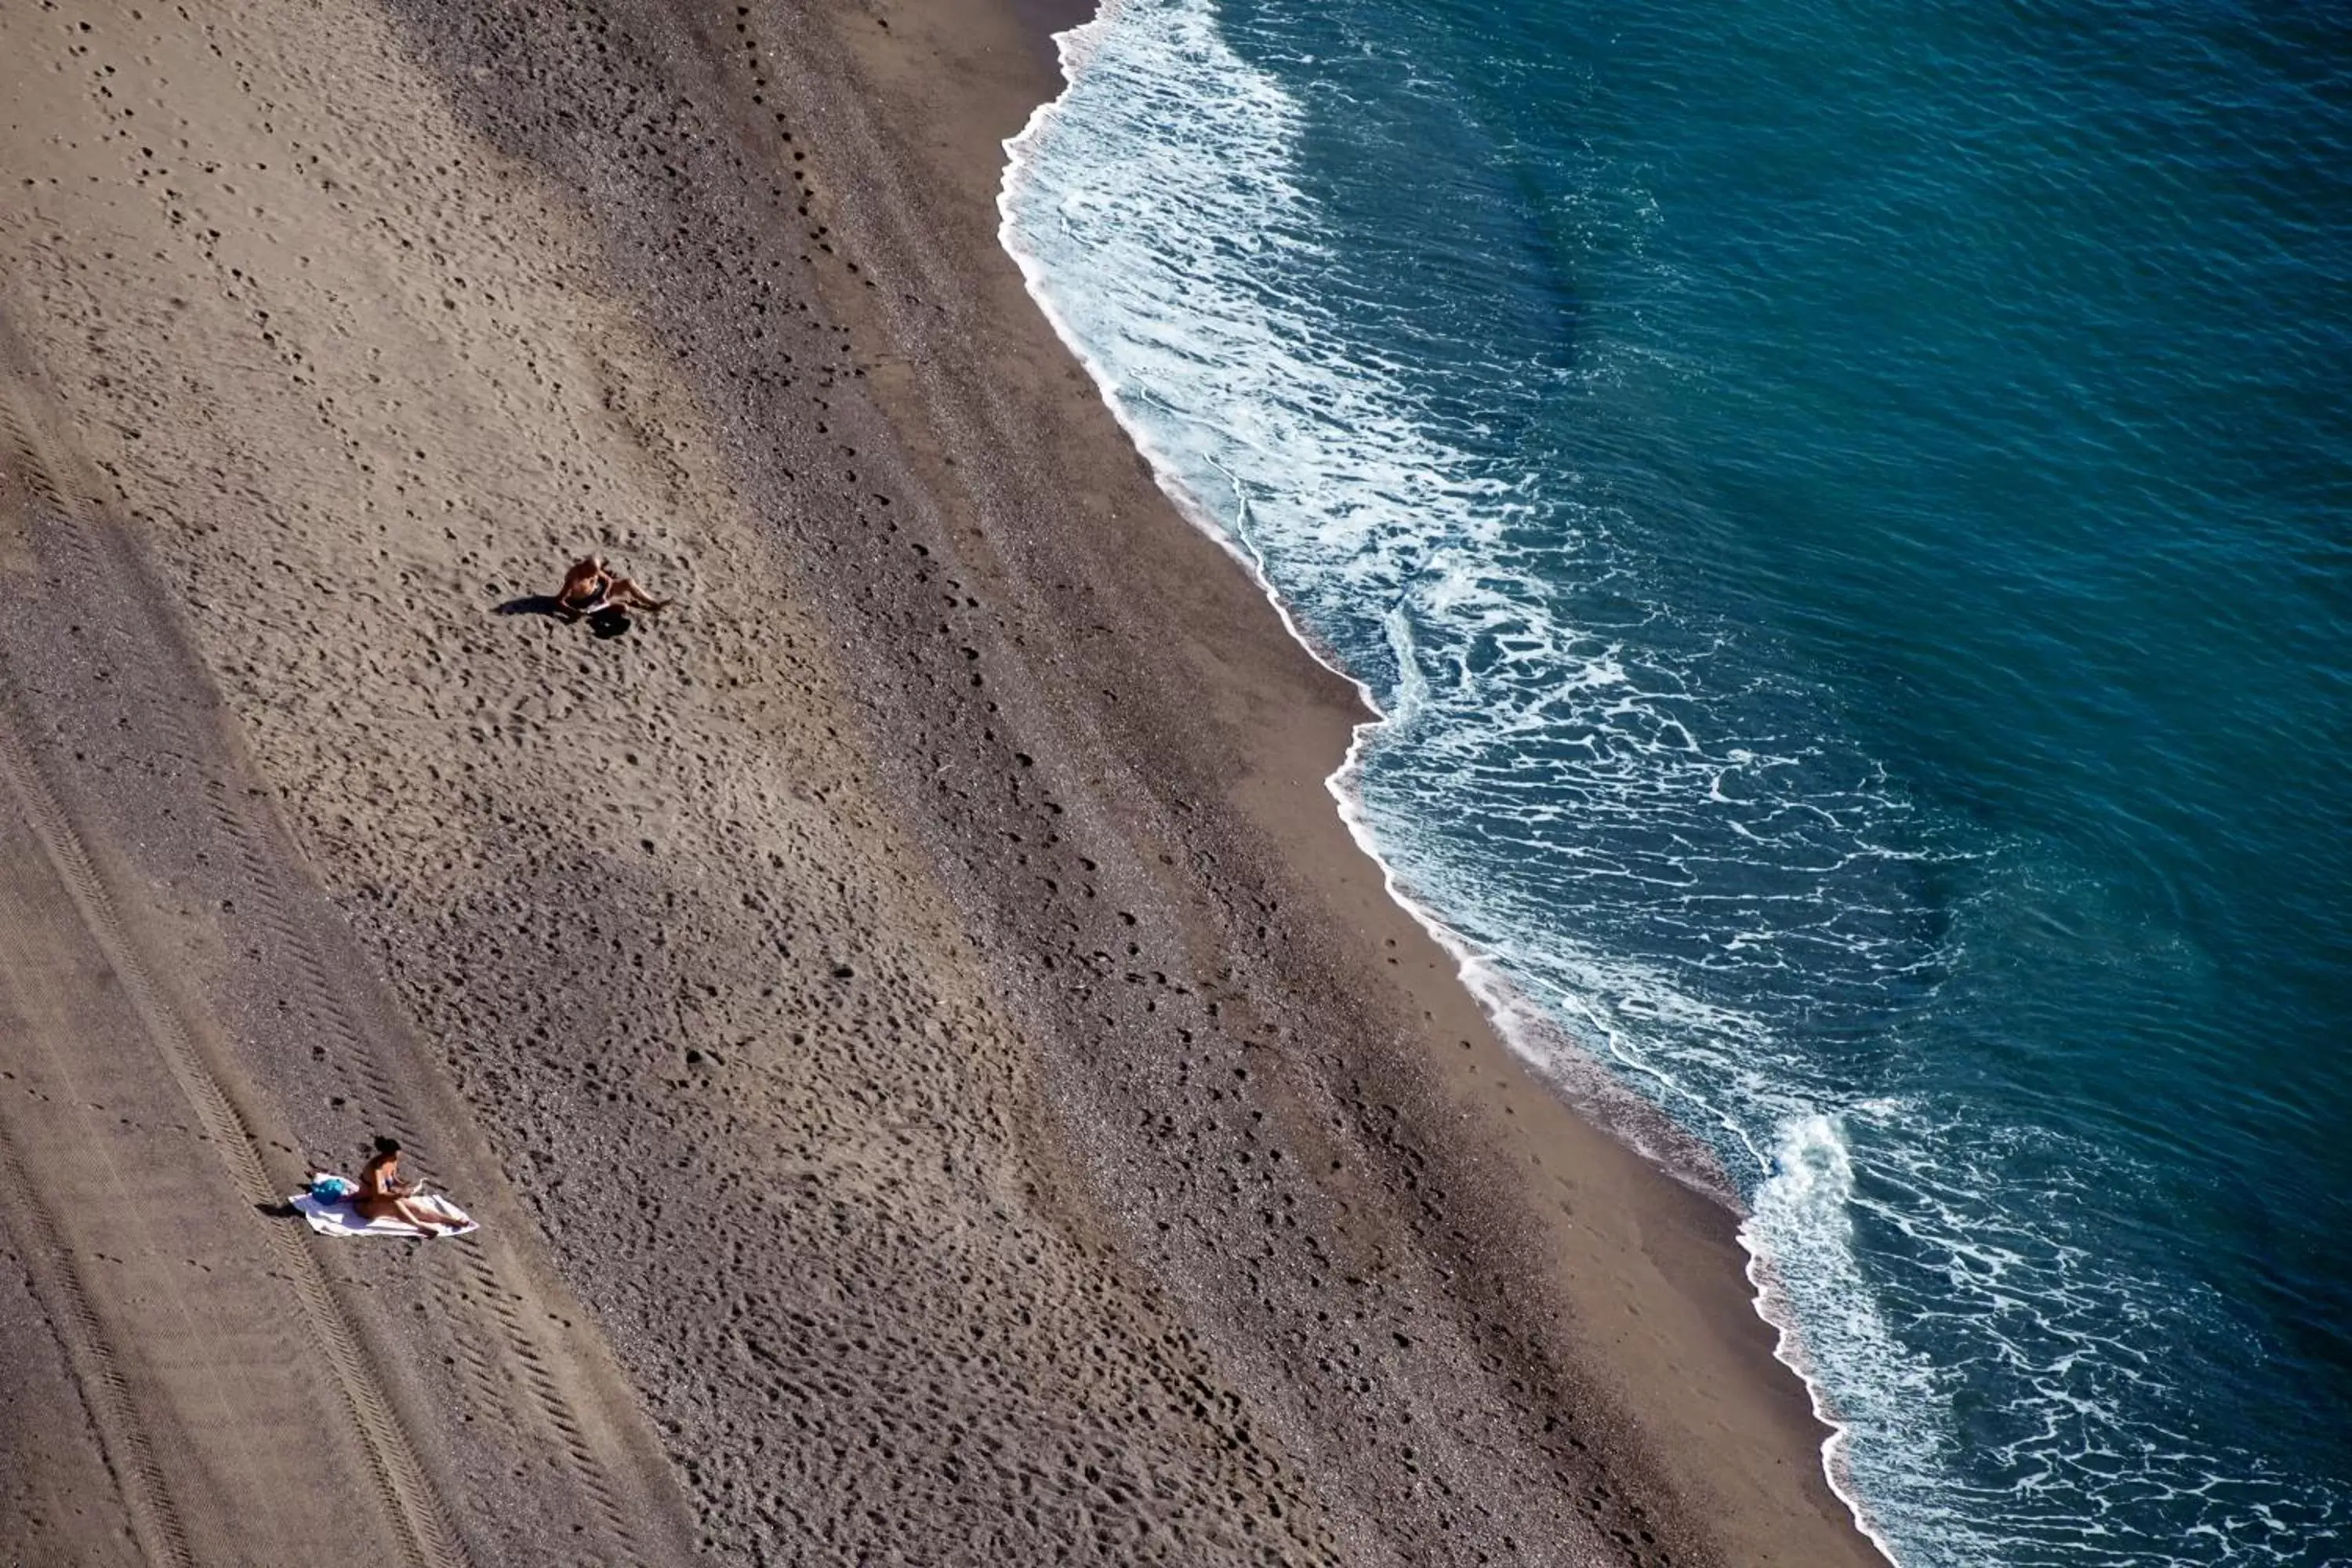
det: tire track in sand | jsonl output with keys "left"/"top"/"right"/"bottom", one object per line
{"left": 0, "top": 643, "right": 472, "bottom": 1568}
{"left": 0, "top": 347, "right": 471, "bottom": 1568}
{"left": 0, "top": 310, "right": 681, "bottom": 1566}
{"left": 190, "top": 764, "right": 650, "bottom": 1563}
{"left": 0, "top": 1129, "right": 193, "bottom": 1568}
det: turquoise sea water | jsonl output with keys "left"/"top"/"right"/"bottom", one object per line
{"left": 999, "top": 2, "right": 2351, "bottom": 1563}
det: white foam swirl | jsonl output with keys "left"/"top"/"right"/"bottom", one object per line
{"left": 996, "top": 4, "right": 2349, "bottom": 1564}
{"left": 998, "top": 5, "right": 1895, "bottom": 1555}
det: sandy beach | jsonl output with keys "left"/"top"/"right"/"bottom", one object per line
{"left": 0, "top": 2, "right": 1881, "bottom": 1563}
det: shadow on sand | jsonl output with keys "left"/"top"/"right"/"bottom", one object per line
{"left": 493, "top": 596, "right": 637, "bottom": 638}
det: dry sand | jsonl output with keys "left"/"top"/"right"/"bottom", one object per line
{"left": 0, "top": 0, "right": 1883, "bottom": 1563}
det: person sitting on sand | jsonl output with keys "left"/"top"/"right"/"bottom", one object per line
{"left": 555, "top": 554, "right": 671, "bottom": 620}
{"left": 356, "top": 1137, "right": 464, "bottom": 1236}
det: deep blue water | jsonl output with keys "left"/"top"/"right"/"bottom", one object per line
{"left": 1000, "top": 2, "right": 2352, "bottom": 1562}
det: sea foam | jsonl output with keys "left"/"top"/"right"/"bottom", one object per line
{"left": 997, "top": 1, "right": 1895, "bottom": 1553}
{"left": 997, "top": 2, "right": 2347, "bottom": 1563}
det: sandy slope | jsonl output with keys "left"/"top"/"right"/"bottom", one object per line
{"left": 0, "top": 0, "right": 1882, "bottom": 1564}
{"left": 0, "top": 5, "right": 694, "bottom": 1564}
{"left": 0, "top": 276, "right": 691, "bottom": 1568}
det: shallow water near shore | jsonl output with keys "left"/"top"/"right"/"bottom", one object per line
{"left": 1001, "top": 1, "right": 2352, "bottom": 1563}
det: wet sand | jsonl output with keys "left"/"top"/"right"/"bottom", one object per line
{"left": 0, "top": 0, "right": 1881, "bottom": 1563}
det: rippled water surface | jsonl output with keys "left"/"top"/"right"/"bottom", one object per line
{"left": 1001, "top": 2, "right": 2352, "bottom": 1562}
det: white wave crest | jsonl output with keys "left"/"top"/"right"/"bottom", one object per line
{"left": 999, "top": 4, "right": 1893, "bottom": 1556}
{"left": 998, "top": 5, "right": 2351, "bottom": 1565}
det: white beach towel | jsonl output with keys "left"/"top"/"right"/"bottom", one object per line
{"left": 292, "top": 1175, "right": 479, "bottom": 1239}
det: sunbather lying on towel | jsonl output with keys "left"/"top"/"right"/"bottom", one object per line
{"left": 358, "top": 1137, "right": 467, "bottom": 1236}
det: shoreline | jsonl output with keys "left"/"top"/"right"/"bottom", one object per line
{"left": 0, "top": 0, "right": 1886, "bottom": 1561}
{"left": 785, "top": 0, "right": 1886, "bottom": 1559}
{"left": 996, "top": 11, "right": 1750, "bottom": 1212}
{"left": 993, "top": 9, "right": 1895, "bottom": 1558}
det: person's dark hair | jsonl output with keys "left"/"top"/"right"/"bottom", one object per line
{"left": 373, "top": 1135, "right": 401, "bottom": 1157}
